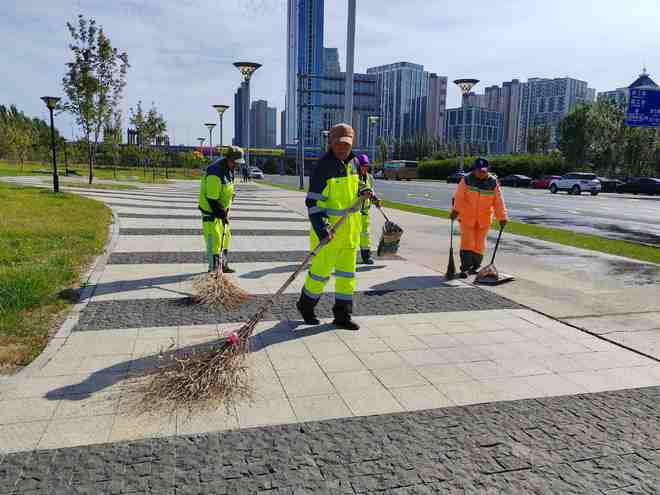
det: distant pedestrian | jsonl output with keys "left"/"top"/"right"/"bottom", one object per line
{"left": 450, "top": 157, "right": 508, "bottom": 277}
{"left": 242, "top": 165, "right": 249, "bottom": 183}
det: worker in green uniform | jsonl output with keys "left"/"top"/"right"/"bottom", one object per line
{"left": 356, "top": 154, "right": 381, "bottom": 264}
{"left": 198, "top": 146, "right": 243, "bottom": 273}
{"left": 297, "top": 123, "right": 373, "bottom": 331}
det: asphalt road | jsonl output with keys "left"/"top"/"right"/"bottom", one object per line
{"left": 263, "top": 175, "right": 660, "bottom": 247}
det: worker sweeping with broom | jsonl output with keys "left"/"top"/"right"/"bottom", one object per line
{"left": 356, "top": 153, "right": 381, "bottom": 265}
{"left": 198, "top": 145, "right": 243, "bottom": 273}
{"left": 450, "top": 157, "right": 508, "bottom": 278}
{"left": 297, "top": 123, "right": 373, "bottom": 331}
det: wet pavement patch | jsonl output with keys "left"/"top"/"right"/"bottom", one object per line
{"left": 3, "top": 386, "right": 660, "bottom": 493}
{"left": 119, "top": 228, "right": 309, "bottom": 236}
{"left": 108, "top": 251, "right": 312, "bottom": 264}
{"left": 500, "top": 237, "right": 660, "bottom": 286}
{"left": 74, "top": 286, "right": 520, "bottom": 331}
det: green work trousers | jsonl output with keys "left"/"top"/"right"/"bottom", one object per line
{"left": 303, "top": 247, "right": 357, "bottom": 306}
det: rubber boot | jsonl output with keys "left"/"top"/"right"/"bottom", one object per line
{"left": 458, "top": 250, "right": 471, "bottom": 279}
{"left": 361, "top": 249, "right": 375, "bottom": 265}
{"left": 468, "top": 253, "right": 483, "bottom": 275}
{"left": 297, "top": 293, "right": 320, "bottom": 325}
{"left": 332, "top": 302, "right": 359, "bottom": 330}
{"left": 222, "top": 250, "right": 236, "bottom": 273}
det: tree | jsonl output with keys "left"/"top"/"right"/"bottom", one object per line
{"left": 375, "top": 137, "right": 388, "bottom": 164}
{"left": 129, "top": 101, "right": 167, "bottom": 181}
{"left": 527, "top": 125, "right": 552, "bottom": 154}
{"left": 558, "top": 105, "right": 591, "bottom": 167}
{"left": 586, "top": 100, "right": 626, "bottom": 176}
{"left": 103, "top": 110, "right": 123, "bottom": 178}
{"left": 62, "top": 14, "right": 129, "bottom": 184}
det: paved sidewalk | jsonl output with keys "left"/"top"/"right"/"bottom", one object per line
{"left": 1, "top": 177, "right": 660, "bottom": 493}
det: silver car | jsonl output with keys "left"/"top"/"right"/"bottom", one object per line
{"left": 550, "top": 173, "right": 601, "bottom": 196}
{"left": 249, "top": 167, "right": 264, "bottom": 180}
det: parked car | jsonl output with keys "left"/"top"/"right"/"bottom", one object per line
{"left": 616, "top": 177, "right": 660, "bottom": 195}
{"left": 531, "top": 175, "right": 561, "bottom": 189}
{"left": 549, "top": 173, "right": 601, "bottom": 195}
{"left": 446, "top": 172, "right": 467, "bottom": 184}
{"left": 597, "top": 177, "right": 625, "bottom": 193}
{"left": 499, "top": 174, "right": 532, "bottom": 188}
{"left": 249, "top": 167, "right": 264, "bottom": 179}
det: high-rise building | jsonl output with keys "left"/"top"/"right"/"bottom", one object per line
{"left": 280, "top": 110, "right": 286, "bottom": 147}
{"left": 463, "top": 92, "right": 488, "bottom": 109}
{"left": 517, "top": 77, "right": 596, "bottom": 151}
{"left": 285, "top": 0, "right": 324, "bottom": 147}
{"left": 367, "top": 62, "right": 437, "bottom": 142}
{"left": 250, "top": 100, "right": 278, "bottom": 148}
{"left": 444, "top": 106, "right": 505, "bottom": 154}
{"left": 426, "top": 73, "right": 448, "bottom": 140}
{"left": 323, "top": 47, "right": 341, "bottom": 75}
{"left": 483, "top": 79, "right": 524, "bottom": 153}
{"left": 233, "top": 84, "right": 246, "bottom": 146}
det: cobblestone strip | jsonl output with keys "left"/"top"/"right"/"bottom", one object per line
{"left": 116, "top": 214, "right": 307, "bottom": 222}
{"left": 74, "top": 287, "right": 520, "bottom": 331}
{"left": 3, "top": 387, "right": 660, "bottom": 494}
{"left": 119, "top": 229, "right": 310, "bottom": 237}
{"left": 108, "top": 251, "right": 312, "bottom": 264}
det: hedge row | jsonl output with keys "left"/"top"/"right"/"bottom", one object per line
{"left": 418, "top": 154, "right": 577, "bottom": 180}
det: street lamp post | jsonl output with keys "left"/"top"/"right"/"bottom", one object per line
{"left": 197, "top": 137, "right": 206, "bottom": 156}
{"left": 368, "top": 115, "right": 380, "bottom": 162}
{"left": 40, "top": 96, "right": 61, "bottom": 193}
{"left": 453, "top": 79, "right": 479, "bottom": 172}
{"left": 212, "top": 104, "right": 229, "bottom": 152}
{"left": 204, "top": 123, "right": 216, "bottom": 161}
{"left": 233, "top": 62, "right": 262, "bottom": 177}
{"left": 344, "top": 0, "right": 357, "bottom": 125}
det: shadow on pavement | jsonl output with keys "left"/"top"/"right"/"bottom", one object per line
{"left": 370, "top": 275, "right": 456, "bottom": 291}
{"left": 43, "top": 320, "right": 332, "bottom": 402}
{"left": 81, "top": 272, "right": 207, "bottom": 301}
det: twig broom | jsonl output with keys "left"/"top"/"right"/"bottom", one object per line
{"left": 142, "top": 198, "right": 363, "bottom": 409}
{"left": 192, "top": 223, "right": 250, "bottom": 310}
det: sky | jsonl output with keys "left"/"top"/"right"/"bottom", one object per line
{"left": 3, "top": 0, "right": 660, "bottom": 146}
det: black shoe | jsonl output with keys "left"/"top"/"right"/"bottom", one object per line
{"left": 297, "top": 298, "right": 320, "bottom": 325}
{"left": 333, "top": 315, "right": 360, "bottom": 331}
{"left": 457, "top": 271, "right": 469, "bottom": 279}
{"left": 361, "top": 249, "right": 375, "bottom": 265}
{"left": 467, "top": 267, "right": 480, "bottom": 275}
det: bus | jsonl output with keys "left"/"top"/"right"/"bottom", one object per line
{"left": 382, "top": 160, "right": 418, "bottom": 180}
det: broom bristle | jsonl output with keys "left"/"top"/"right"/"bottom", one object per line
{"left": 137, "top": 317, "right": 261, "bottom": 413}
{"left": 192, "top": 272, "right": 250, "bottom": 310}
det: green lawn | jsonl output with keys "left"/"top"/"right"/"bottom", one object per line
{"left": 0, "top": 183, "right": 112, "bottom": 371}
{"left": 262, "top": 180, "right": 660, "bottom": 265}
{"left": 0, "top": 160, "right": 200, "bottom": 184}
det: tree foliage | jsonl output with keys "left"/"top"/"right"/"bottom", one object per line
{"left": 61, "top": 14, "right": 129, "bottom": 183}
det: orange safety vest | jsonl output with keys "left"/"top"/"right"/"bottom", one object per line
{"left": 453, "top": 172, "right": 508, "bottom": 227}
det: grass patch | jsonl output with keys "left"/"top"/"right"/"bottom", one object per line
{"left": 262, "top": 179, "right": 659, "bottom": 264}
{"left": 0, "top": 183, "right": 112, "bottom": 371}
{"left": 0, "top": 160, "right": 193, "bottom": 184}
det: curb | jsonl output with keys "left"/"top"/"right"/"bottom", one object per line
{"left": 1, "top": 203, "right": 121, "bottom": 383}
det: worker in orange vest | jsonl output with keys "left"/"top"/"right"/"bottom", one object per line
{"left": 450, "top": 157, "right": 508, "bottom": 277}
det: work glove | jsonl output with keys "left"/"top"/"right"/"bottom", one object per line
{"left": 221, "top": 217, "right": 229, "bottom": 226}
{"left": 359, "top": 188, "right": 373, "bottom": 199}
{"left": 449, "top": 209, "right": 459, "bottom": 220}
{"left": 319, "top": 228, "right": 334, "bottom": 245}
{"left": 499, "top": 219, "right": 508, "bottom": 228}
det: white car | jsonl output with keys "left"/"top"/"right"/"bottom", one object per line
{"left": 549, "top": 173, "right": 601, "bottom": 196}
{"left": 249, "top": 167, "right": 264, "bottom": 179}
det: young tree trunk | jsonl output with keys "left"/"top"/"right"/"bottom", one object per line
{"left": 88, "top": 141, "right": 94, "bottom": 185}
